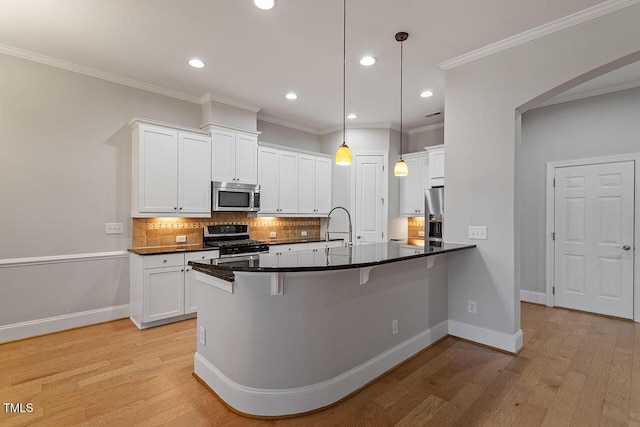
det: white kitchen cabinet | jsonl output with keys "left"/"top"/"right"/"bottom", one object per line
{"left": 209, "top": 125, "right": 258, "bottom": 185}
{"left": 130, "top": 250, "right": 219, "bottom": 328}
{"left": 399, "top": 245, "right": 425, "bottom": 257}
{"left": 130, "top": 120, "right": 211, "bottom": 218}
{"left": 400, "top": 153, "right": 430, "bottom": 216}
{"left": 427, "top": 145, "right": 445, "bottom": 187}
{"left": 258, "top": 144, "right": 332, "bottom": 216}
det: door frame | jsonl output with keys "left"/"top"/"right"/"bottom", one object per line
{"left": 545, "top": 153, "right": 640, "bottom": 322}
{"left": 350, "top": 151, "right": 389, "bottom": 243}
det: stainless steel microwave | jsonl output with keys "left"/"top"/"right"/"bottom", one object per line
{"left": 212, "top": 181, "right": 260, "bottom": 212}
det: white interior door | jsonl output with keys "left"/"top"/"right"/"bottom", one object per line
{"left": 554, "top": 161, "right": 635, "bottom": 319}
{"left": 354, "top": 154, "right": 385, "bottom": 243}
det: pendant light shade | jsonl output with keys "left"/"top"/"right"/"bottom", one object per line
{"left": 335, "top": 0, "right": 352, "bottom": 165}
{"left": 394, "top": 158, "right": 408, "bottom": 176}
{"left": 394, "top": 31, "right": 409, "bottom": 177}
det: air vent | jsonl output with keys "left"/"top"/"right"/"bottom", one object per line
{"left": 424, "top": 111, "right": 442, "bottom": 118}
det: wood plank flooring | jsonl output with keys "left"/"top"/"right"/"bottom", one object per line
{"left": 0, "top": 303, "right": 638, "bottom": 426}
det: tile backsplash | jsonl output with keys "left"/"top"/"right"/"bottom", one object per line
{"left": 407, "top": 217, "right": 425, "bottom": 239}
{"left": 132, "top": 213, "right": 321, "bottom": 248}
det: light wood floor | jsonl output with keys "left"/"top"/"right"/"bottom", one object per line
{"left": 1, "top": 303, "right": 638, "bottom": 426}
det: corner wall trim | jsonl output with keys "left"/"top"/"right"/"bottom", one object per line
{"left": 520, "top": 290, "right": 547, "bottom": 305}
{"left": 0, "top": 251, "right": 129, "bottom": 268}
{"left": 448, "top": 320, "right": 523, "bottom": 353}
{"left": 0, "top": 304, "right": 130, "bottom": 343}
{"left": 194, "top": 320, "right": 449, "bottom": 417}
{"left": 439, "top": 0, "right": 640, "bottom": 70}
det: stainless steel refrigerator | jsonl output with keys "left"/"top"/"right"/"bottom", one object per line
{"left": 425, "top": 187, "right": 444, "bottom": 245}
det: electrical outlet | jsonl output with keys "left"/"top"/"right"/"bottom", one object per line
{"left": 468, "top": 300, "right": 477, "bottom": 314}
{"left": 105, "top": 223, "right": 123, "bottom": 234}
{"left": 468, "top": 226, "right": 487, "bottom": 240}
{"left": 176, "top": 235, "right": 187, "bottom": 243}
{"left": 392, "top": 319, "right": 398, "bottom": 335}
{"left": 301, "top": 230, "right": 308, "bottom": 237}
{"left": 270, "top": 231, "right": 277, "bottom": 238}
{"left": 199, "top": 327, "right": 206, "bottom": 345}
{"left": 418, "top": 230, "right": 425, "bottom": 237}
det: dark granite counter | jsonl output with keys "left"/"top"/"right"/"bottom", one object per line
{"left": 128, "top": 245, "right": 220, "bottom": 256}
{"left": 189, "top": 241, "right": 475, "bottom": 281}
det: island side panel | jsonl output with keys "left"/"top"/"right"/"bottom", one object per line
{"left": 195, "top": 255, "right": 448, "bottom": 390}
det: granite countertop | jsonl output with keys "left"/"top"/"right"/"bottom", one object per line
{"left": 261, "top": 238, "right": 344, "bottom": 246}
{"left": 128, "top": 245, "right": 220, "bottom": 256}
{"left": 189, "top": 241, "right": 476, "bottom": 281}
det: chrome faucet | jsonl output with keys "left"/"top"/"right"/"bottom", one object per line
{"left": 326, "top": 206, "right": 353, "bottom": 246}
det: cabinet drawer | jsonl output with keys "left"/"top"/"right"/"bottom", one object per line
{"left": 185, "top": 250, "right": 219, "bottom": 263}
{"left": 269, "top": 243, "right": 309, "bottom": 254}
{"left": 308, "top": 240, "right": 343, "bottom": 250}
{"left": 143, "top": 253, "right": 184, "bottom": 269}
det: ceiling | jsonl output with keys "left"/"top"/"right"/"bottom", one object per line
{"left": 0, "top": 0, "right": 611, "bottom": 132}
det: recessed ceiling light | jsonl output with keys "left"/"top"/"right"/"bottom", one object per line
{"left": 254, "top": 0, "right": 276, "bottom": 10}
{"left": 188, "top": 59, "right": 206, "bottom": 69}
{"left": 347, "top": 113, "right": 357, "bottom": 119}
{"left": 360, "top": 56, "right": 376, "bottom": 66}
{"left": 420, "top": 90, "right": 434, "bottom": 98}
{"left": 285, "top": 93, "right": 298, "bottom": 100}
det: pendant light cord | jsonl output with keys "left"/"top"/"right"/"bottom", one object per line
{"left": 342, "top": 0, "right": 346, "bottom": 146}
{"left": 400, "top": 37, "right": 403, "bottom": 159}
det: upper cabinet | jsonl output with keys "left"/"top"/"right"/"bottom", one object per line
{"left": 258, "top": 144, "right": 332, "bottom": 216}
{"left": 426, "top": 145, "right": 445, "bottom": 187}
{"left": 130, "top": 119, "right": 211, "bottom": 218}
{"left": 208, "top": 125, "right": 258, "bottom": 185}
{"left": 400, "top": 153, "right": 430, "bottom": 216}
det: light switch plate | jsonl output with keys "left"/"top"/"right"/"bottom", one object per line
{"left": 105, "top": 223, "right": 123, "bottom": 234}
{"left": 270, "top": 231, "right": 277, "bottom": 238}
{"left": 418, "top": 230, "right": 425, "bottom": 237}
{"left": 301, "top": 230, "right": 308, "bottom": 237}
{"left": 468, "top": 226, "right": 487, "bottom": 240}
{"left": 176, "top": 235, "right": 187, "bottom": 243}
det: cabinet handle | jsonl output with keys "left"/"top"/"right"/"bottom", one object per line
{"left": 174, "top": 207, "right": 178, "bottom": 210}
{"left": 179, "top": 207, "right": 183, "bottom": 210}
{"left": 181, "top": 269, "right": 184, "bottom": 272}
{"left": 163, "top": 260, "right": 168, "bottom": 263}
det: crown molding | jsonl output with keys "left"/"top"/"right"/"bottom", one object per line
{"left": 0, "top": 43, "right": 202, "bottom": 104}
{"left": 439, "top": 0, "right": 640, "bottom": 70}
{"left": 534, "top": 78, "right": 640, "bottom": 109}
{"left": 408, "top": 122, "right": 444, "bottom": 135}
{"left": 128, "top": 117, "right": 209, "bottom": 134}
{"left": 257, "top": 114, "right": 321, "bottom": 135}
{"left": 200, "top": 92, "right": 262, "bottom": 113}
{"left": 319, "top": 123, "right": 396, "bottom": 135}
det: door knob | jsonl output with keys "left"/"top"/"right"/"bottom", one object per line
{"left": 622, "top": 245, "right": 631, "bottom": 251}
{"left": 357, "top": 235, "right": 361, "bottom": 239}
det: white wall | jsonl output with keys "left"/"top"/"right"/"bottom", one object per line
{"left": 202, "top": 100, "right": 257, "bottom": 131}
{"left": 0, "top": 54, "right": 202, "bottom": 340}
{"left": 444, "top": 4, "right": 640, "bottom": 351}
{"left": 407, "top": 126, "right": 444, "bottom": 153}
{"left": 257, "top": 120, "right": 322, "bottom": 152}
{"left": 519, "top": 86, "right": 640, "bottom": 295}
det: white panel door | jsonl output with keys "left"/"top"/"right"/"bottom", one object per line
{"left": 211, "top": 128, "right": 236, "bottom": 183}
{"left": 139, "top": 126, "right": 179, "bottom": 213}
{"left": 278, "top": 151, "right": 299, "bottom": 213}
{"left": 235, "top": 133, "right": 258, "bottom": 184}
{"left": 314, "top": 156, "right": 332, "bottom": 214}
{"left": 400, "top": 157, "right": 421, "bottom": 215}
{"left": 355, "top": 155, "right": 385, "bottom": 243}
{"left": 258, "top": 147, "right": 279, "bottom": 213}
{"left": 298, "top": 154, "right": 315, "bottom": 214}
{"left": 178, "top": 133, "right": 211, "bottom": 214}
{"left": 143, "top": 267, "right": 185, "bottom": 323}
{"left": 554, "top": 161, "right": 634, "bottom": 319}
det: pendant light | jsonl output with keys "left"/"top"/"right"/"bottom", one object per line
{"left": 335, "top": 0, "right": 352, "bottom": 166}
{"left": 394, "top": 32, "right": 409, "bottom": 177}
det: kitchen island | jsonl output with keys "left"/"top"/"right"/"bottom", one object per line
{"left": 189, "top": 241, "right": 475, "bottom": 417}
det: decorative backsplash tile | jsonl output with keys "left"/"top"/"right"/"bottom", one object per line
{"left": 408, "top": 217, "right": 425, "bottom": 239}
{"left": 132, "top": 213, "right": 321, "bottom": 248}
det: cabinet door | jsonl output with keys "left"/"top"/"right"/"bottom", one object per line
{"left": 314, "top": 156, "right": 332, "bottom": 214}
{"left": 211, "top": 128, "right": 236, "bottom": 183}
{"left": 139, "top": 126, "right": 179, "bottom": 213}
{"left": 143, "top": 266, "right": 185, "bottom": 323}
{"left": 258, "top": 148, "right": 279, "bottom": 213}
{"left": 278, "top": 151, "right": 299, "bottom": 213}
{"left": 417, "top": 156, "right": 430, "bottom": 215}
{"left": 297, "top": 154, "right": 315, "bottom": 214}
{"left": 235, "top": 133, "right": 258, "bottom": 184}
{"left": 184, "top": 266, "right": 198, "bottom": 314}
{"left": 400, "top": 157, "right": 421, "bottom": 215}
{"left": 178, "top": 133, "right": 211, "bottom": 214}
{"left": 429, "top": 148, "right": 445, "bottom": 181}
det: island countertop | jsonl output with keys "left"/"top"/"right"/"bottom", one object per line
{"left": 189, "top": 241, "right": 475, "bottom": 280}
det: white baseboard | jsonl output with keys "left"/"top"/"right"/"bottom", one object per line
{"left": 194, "top": 319, "right": 449, "bottom": 417}
{"left": 0, "top": 304, "right": 130, "bottom": 343}
{"left": 520, "top": 290, "right": 547, "bottom": 305}
{"left": 448, "top": 320, "right": 523, "bottom": 354}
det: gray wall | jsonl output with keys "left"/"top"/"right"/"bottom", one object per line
{"left": 257, "top": 120, "right": 322, "bottom": 152}
{"left": 519, "top": 86, "right": 640, "bottom": 294}
{"left": 0, "top": 54, "right": 201, "bottom": 333}
{"left": 407, "top": 126, "right": 444, "bottom": 153}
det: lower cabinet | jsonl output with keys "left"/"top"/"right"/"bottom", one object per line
{"left": 399, "top": 245, "right": 425, "bottom": 257}
{"left": 266, "top": 240, "right": 344, "bottom": 267}
{"left": 130, "top": 250, "right": 219, "bottom": 328}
